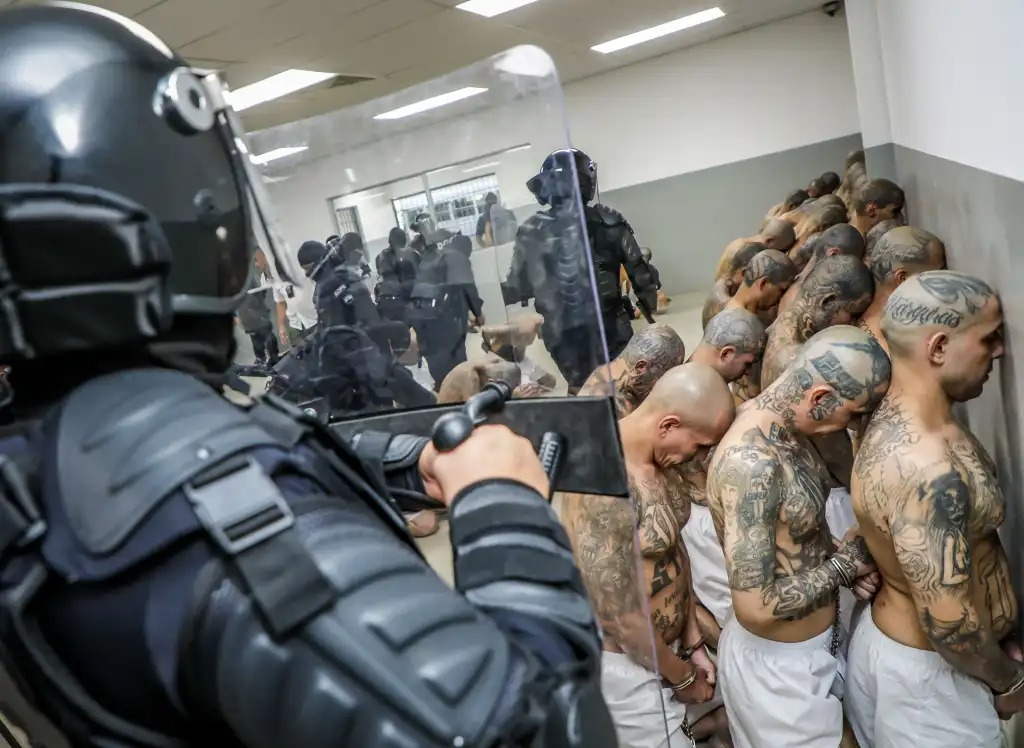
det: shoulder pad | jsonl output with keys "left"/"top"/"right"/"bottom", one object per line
{"left": 48, "top": 369, "right": 283, "bottom": 566}
{"left": 589, "top": 203, "right": 627, "bottom": 228}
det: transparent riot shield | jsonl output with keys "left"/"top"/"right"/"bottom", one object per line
{"left": 232, "top": 48, "right": 679, "bottom": 745}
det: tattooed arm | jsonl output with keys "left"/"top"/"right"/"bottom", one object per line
{"left": 891, "top": 464, "right": 1024, "bottom": 692}
{"left": 720, "top": 445, "right": 869, "bottom": 623}
{"left": 569, "top": 494, "right": 696, "bottom": 685}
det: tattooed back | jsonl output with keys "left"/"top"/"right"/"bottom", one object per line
{"left": 852, "top": 393, "right": 1017, "bottom": 651}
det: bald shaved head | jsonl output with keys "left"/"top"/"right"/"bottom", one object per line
{"left": 799, "top": 254, "right": 875, "bottom": 328}
{"left": 870, "top": 226, "right": 946, "bottom": 286}
{"left": 865, "top": 218, "right": 904, "bottom": 259}
{"left": 769, "top": 325, "right": 891, "bottom": 433}
{"left": 821, "top": 171, "right": 841, "bottom": 193}
{"left": 784, "top": 189, "right": 810, "bottom": 213}
{"left": 882, "top": 271, "right": 1002, "bottom": 401}
{"left": 731, "top": 241, "right": 765, "bottom": 274}
{"left": 641, "top": 362, "right": 735, "bottom": 431}
{"left": 814, "top": 223, "right": 865, "bottom": 261}
{"left": 815, "top": 194, "right": 847, "bottom": 211}
{"left": 626, "top": 362, "right": 735, "bottom": 467}
{"left": 744, "top": 249, "right": 797, "bottom": 287}
{"left": 763, "top": 218, "right": 797, "bottom": 252}
{"left": 704, "top": 308, "right": 767, "bottom": 355}
{"left": 618, "top": 323, "right": 687, "bottom": 400}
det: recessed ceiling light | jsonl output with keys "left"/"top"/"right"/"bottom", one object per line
{"left": 592, "top": 7, "right": 725, "bottom": 54}
{"left": 352, "top": 191, "right": 386, "bottom": 202}
{"left": 227, "top": 70, "right": 335, "bottom": 112}
{"left": 374, "top": 87, "right": 488, "bottom": 120}
{"left": 250, "top": 146, "right": 308, "bottom": 165}
{"left": 464, "top": 161, "right": 501, "bottom": 173}
{"left": 456, "top": 0, "right": 542, "bottom": 18}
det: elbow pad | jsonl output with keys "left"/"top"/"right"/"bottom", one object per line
{"left": 449, "top": 480, "right": 603, "bottom": 669}
{"left": 187, "top": 499, "right": 614, "bottom": 748}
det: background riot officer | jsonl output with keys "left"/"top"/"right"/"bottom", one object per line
{"left": 506, "top": 148, "right": 658, "bottom": 393}
{"left": 409, "top": 216, "right": 484, "bottom": 389}
{"left": 0, "top": 6, "right": 613, "bottom": 748}
{"left": 374, "top": 227, "right": 419, "bottom": 354}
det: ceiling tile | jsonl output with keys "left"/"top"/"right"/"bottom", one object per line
{"left": 135, "top": 0, "right": 284, "bottom": 47}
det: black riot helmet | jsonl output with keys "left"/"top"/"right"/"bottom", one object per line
{"left": 0, "top": 3, "right": 300, "bottom": 365}
{"left": 526, "top": 148, "right": 597, "bottom": 207}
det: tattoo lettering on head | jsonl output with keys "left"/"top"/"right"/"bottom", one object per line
{"left": 885, "top": 297, "right": 965, "bottom": 328}
{"left": 809, "top": 351, "right": 865, "bottom": 401}
{"left": 871, "top": 227, "right": 941, "bottom": 282}
{"left": 883, "top": 271, "right": 995, "bottom": 336}
{"left": 704, "top": 308, "right": 768, "bottom": 356}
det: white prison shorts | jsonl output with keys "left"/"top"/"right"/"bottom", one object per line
{"left": 601, "top": 651, "right": 721, "bottom": 748}
{"left": 718, "top": 618, "right": 843, "bottom": 748}
{"left": 681, "top": 503, "right": 731, "bottom": 627}
{"left": 826, "top": 487, "right": 856, "bottom": 541}
{"left": 846, "top": 604, "right": 1005, "bottom": 748}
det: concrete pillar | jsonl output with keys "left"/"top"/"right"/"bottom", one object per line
{"left": 844, "top": 0, "right": 896, "bottom": 180}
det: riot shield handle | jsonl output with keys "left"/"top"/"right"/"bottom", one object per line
{"left": 431, "top": 381, "right": 512, "bottom": 452}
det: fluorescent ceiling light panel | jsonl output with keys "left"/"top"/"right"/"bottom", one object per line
{"left": 374, "top": 87, "right": 488, "bottom": 120}
{"left": 592, "top": 7, "right": 725, "bottom": 54}
{"left": 228, "top": 70, "right": 335, "bottom": 111}
{"left": 250, "top": 146, "right": 307, "bottom": 165}
{"left": 456, "top": 0, "right": 542, "bottom": 18}
{"left": 353, "top": 191, "right": 386, "bottom": 202}
{"left": 464, "top": 161, "right": 501, "bottom": 173}
{"left": 505, "top": 144, "right": 532, "bottom": 153}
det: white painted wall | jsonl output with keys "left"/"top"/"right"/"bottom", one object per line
{"left": 865, "top": 0, "right": 1024, "bottom": 183}
{"left": 262, "top": 10, "right": 860, "bottom": 261}
{"left": 566, "top": 10, "right": 860, "bottom": 191}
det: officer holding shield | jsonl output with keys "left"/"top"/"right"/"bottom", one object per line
{"left": 0, "top": 5, "right": 614, "bottom": 748}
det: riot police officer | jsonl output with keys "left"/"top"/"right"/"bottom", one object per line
{"left": 409, "top": 218, "right": 484, "bottom": 389}
{"left": 374, "top": 227, "right": 419, "bottom": 352}
{"left": 0, "top": 5, "right": 614, "bottom": 748}
{"left": 506, "top": 149, "right": 658, "bottom": 393}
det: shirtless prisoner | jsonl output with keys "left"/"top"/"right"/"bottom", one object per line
{"left": 850, "top": 178, "right": 906, "bottom": 238}
{"left": 703, "top": 241, "right": 764, "bottom": 328}
{"left": 722, "top": 249, "right": 797, "bottom": 404}
{"left": 863, "top": 217, "right": 905, "bottom": 264}
{"left": 762, "top": 253, "right": 874, "bottom": 390}
{"left": 849, "top": 271, "right": 1024, "bottom": 747}
{"left": 577, "top": 324, "right": 686, "bottom": 417}
{"left": 778, "top": 223, "right": 866, "bottom": 318}
{"left": 678, "top": 309, "right": 769, "bottom": 637}
{"left": 857, "top": 226, "right": 947, "bottom": 352}
{"left": 562, "top": 364, "right": 735, "bottom": 747}
{"left": 713, "top": 218, "right": 796, "bottom": 287}
{"left": 707, "top": 325, "right": 890, "bottom": 747}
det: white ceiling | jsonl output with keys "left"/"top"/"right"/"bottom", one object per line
{"left": 2, "top": 0, "right": 827, "bottom": 130}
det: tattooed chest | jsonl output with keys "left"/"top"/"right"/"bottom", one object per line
{"left": 633, "top": 478, "right": 686, "bottom": 559}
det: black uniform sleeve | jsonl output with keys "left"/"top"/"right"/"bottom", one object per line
{"left": 184, "top": 478, "right": 610, "bottom": 748}
{"left": 445, "top": 250, "right": 484, "bottom": 319}
{"left": 618, "top": 226, "right": 658, "bottom": 323}
{"left": 504, "top": 225, "right": 534, "bottom": 304}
